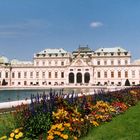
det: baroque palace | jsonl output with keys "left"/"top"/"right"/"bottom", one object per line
{"left": 0, "top": 46, "right": 140, "bottom": 87}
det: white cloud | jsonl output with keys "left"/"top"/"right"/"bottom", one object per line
{"left": 90, "top": 21, "right": 103, "bottom": 28}
{"left": 0, "top": 19, "right": 47, "bottom": 30}
{"left": 0, "top": 19, "right": 48, "bottom": 38}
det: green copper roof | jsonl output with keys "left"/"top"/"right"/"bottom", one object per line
{"left": 73, "top": 45, "right": 94, "bottom": 53}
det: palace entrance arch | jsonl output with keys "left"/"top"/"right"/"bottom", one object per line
{"left": 69, "top": 73, "right": 74, "bottom": 83}
{"left": 76, "top": 72, "right": 82, "bottom": 83}
{"left": 84, "top": 72, "right": 90, "bottom": 83}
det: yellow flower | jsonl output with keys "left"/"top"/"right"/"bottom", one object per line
{"left": 57, "top": 123, "right": 62, "bottom": 129}
{"left": 10, "top": 133, "right": 15, "bottom": 138}
{"left": 15, "top": 134, "right": 19, "bottom": 139}
{"left": 8, "top": 138, "right": 13, "bottom": 140}
{"left": 18, "top": 132, "right": 23, "bottom": 138}
{"left": 0, "top": 135, "right": 7, "bottom": 140}
{"left": 63, "top": 134, "right": 68, "bottom": 139}
{"left": 92, "top": 121, "right": 99, "bottom": 127}
{"left": 54, "top": 131, "right": 61, "bottom": 136}
{"left": 74, "top": 136, "right": 78, "bottom": 140}
{"left": 47, "top": 135, "right": 54, "bottom": 140}
{"left": 51, "top": 125, "right": 57, "bottom": 130}
{"left": 64, "top": 123, "right": 70, "bottom": 127}
{"left": 14, "top": 129, "right": 19, "bottom": 134}
{"left": 60, "top": 127, "right": 65, "bottom": 131}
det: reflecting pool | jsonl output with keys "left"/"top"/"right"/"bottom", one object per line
{"left": 0, "top": 88, "right": 94, "bottom": 103}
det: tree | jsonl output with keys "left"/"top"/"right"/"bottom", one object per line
{"left": 125, "top": 79, "right": 130, "bottom": 86}
{"left": 2, "top": 79, "right": 8, "bottom": 86}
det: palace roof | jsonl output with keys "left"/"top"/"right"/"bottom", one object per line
{"left": 95, "top": 47, "right": 128, "bottom": 53}
{"left": 38, "top": 48, "right": 67, "bottom": 54}
{"left": 11, "top": 59, "right": 32, "bottom": 65}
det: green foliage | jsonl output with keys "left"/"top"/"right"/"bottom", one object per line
{"left": 0, "top": 113, "right": 16, "bottom": 136}
{"left": 125, "top": 79, "right": 131, "bottom": 86}
{"left": 23, "top": 111, "right": 51, "bottom": 139}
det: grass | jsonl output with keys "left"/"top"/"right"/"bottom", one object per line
{"left": 0, "top": 112, "right": 16, "bottom": 136}
{"left": 81, "top": 102, "right": 140, "bottom": 140}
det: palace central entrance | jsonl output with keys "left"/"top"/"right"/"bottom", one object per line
{"left": 68, "top": 72, "right": 90, "bottom": 84}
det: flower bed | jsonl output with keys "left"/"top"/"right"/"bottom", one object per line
{"left": 0, "top": 87, "right": 140, "bottom": 140}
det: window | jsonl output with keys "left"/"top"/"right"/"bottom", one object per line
{"left": 124, "top": 52, "right": 128, "bottom": 55}
{"left": 42, "top": 61, "right": 45, "bottom": 66}
{"left": 61, "top": 72, "right": 64, "bottom": 78}
{"left": 125, "top": 71, "right": 128, "bottom": 78}
{"left": 118, "top": 52, "right": 120, "bottom": 56}
{"left": 97, "top": 72, "right": 100, "bottom": 78}
{"left": 36, "top": 61, "right": 39, "bottom": 66}
{"left": 118, "top": 60, "right": 121, "bottom": 65}
{"left": 36, "top": 72, "right": 39, "bottom": 78}
{"left": 132, "top": 82, "right": 135, "bottom": 85}
{"left": 118, "top": 82, "right": 121, "bottom": 86}
{"left": 111, "top": 82, "right": 114, "bottom": 85}
{"left": 24, "top": 72, "right": 27, "bottom": 78}
{"left": 125, "top": 60, "right": 128, "bottom": 65}
{"left": 5, "top": 72, "right": 8, "bottom": 78}
{"left": 70, "top": 69, "right": 73, "bottom": 71}
{"left": 49, "top": 72, "right": 51, "bottom": 78}
{"left": 12, "top": 72, "right": 15, "bottom": 78}
{"left": 30, "top": 72, "right": 33, "bottom": 78}
{"left": 18, "top": 82, "right": 21, "bottom": 85}
{"left": 61, "top": 61, "right": 64, "bottom": 66}
{"left": 118, "top": 71, "right": 121, "bottom": 78}
{"left": 55, "top": 61, "right": 57, "bottom": 66}
{"left": 42, "top": 72, "right": 45, "bottom": 78}
{"left": 111, "top": 71, "right": 114, "bottom": 78}
{"left": 132, "top": 70, "right": 135, "bottom": 78}
{"left": 111, "top": 60, "right": 114, "bottom": 65}
{"left": 49, "top": 61, "right": 51, "bottom": 66}
{"left": 97, "top": 61, "right": 100, "bottom": 65}
{"left": 104, "top": 71, "right": 107, "bottom": 78}
{"left": 0, "top": 72, "right": 1, "bottom": 78}
{"left": 24, "top": 81, "right": 27, "bottom": 85}
{"left": 78, "top": 69, "right": 81, "bottom": 71}
{"left": 55, "top": 72, "right": 58, "bottom": 78}
{"left": 18, "top": 72, "right": 21, "bottom": 78}
{"left": 104, "top": 61, "right": 107, "bottom": 65}
{"left": 111, "top": 53, "right": 114, "bottom": 56}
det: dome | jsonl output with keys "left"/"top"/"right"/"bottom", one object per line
{"left": 0, "top": 56, "right": 9, "bottom": 64}
{"left": 10, "top": 59, "right": 20, "bottom": 65}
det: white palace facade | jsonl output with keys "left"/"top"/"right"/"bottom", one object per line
{"left": 0, "top": 46, "right": 140, "bottom": 87}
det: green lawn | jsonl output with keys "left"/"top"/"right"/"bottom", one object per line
{"left": 0, "top": 112, "right": 16, "bottom": 136}
{"left": 81, "top": 102, "right": 140, "bottom": 140}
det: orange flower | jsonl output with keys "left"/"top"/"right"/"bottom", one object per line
{"left": 47, "top": 135, "right": 54, "bottom": 140}
{"left": 63, "top": 134, "right": 68, "bottom": 139}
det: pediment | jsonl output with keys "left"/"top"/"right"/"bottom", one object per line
{"left": 70, "top": 58, "right": 89, "bottom": 67}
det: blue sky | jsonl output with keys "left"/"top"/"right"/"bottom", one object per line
{"left": 0, "top": 0, "right": 140, "bottom": 60}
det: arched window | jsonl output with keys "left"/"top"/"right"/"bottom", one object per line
{"left": 77, "top": 73, "right": 82, "bottom": 83}
{"left": 69, "top": 73, "right": 74, "bottom": 83}
{"left": 84, "top": 72, "right": 90, "bottom": 83}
